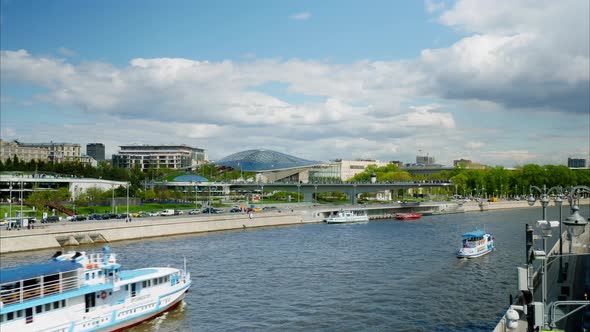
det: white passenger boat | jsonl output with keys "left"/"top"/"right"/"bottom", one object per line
{"left": 325, "top": 210, "right": 369, "bottom": 224}
{"left": 0, "top": 246, "right": 191, "bottom": 331}
{"left": 456, "top": 230, "right": 495, "bottom": 258}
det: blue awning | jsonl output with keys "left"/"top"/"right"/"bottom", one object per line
{"left": 1, "top": 261, "right": 82, "bottom": 284}
{"left": 462, "top": 230, "right": 487, "bottom": 238}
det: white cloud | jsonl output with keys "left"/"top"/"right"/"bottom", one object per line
{"left": 0, "top": 127, "right": 17, "bottom": 138}
{"left": 465, "top": 141, "right": 484, "bottom": 150}
{"left": 58, "top": 47, "right": 76, "bottom": 57}
{"left": 289, "top": 12, "right": 311, "bottom": 21}
{"left": 0, "top": 0, "right": 588, "bottom": 166}
{"left": 424, "top": 0, "right": 446, "bottom": 13}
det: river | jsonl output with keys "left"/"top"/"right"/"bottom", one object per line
{"left": 1, "top": 206, "right": 570, "bottom": 331}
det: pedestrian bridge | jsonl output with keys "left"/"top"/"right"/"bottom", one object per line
{"left": 229, "top": 181, "right": 454, "bottom": 204}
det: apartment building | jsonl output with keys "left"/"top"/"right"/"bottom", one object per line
{"left": 112, "top": 144, "right": 207, "bottom": 171}
{"left": 0, "top": 139, "right": 49, "bottom": 162}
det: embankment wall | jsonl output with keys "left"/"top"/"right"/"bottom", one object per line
{"left": 0, "top": 212, "right": 305, "bottom": 254}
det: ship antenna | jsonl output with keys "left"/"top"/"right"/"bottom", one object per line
{"left": 183, "top": 256, "right": 187, "bottom": 273}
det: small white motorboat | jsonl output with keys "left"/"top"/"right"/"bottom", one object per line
{"left": 456, "top": 229, "right": 495, "bottom": 258}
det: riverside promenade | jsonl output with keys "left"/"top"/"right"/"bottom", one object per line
{"left": 1, "top": 199, "right": 586, "bottom": 254}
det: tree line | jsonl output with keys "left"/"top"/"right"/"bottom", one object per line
{"left": 350, "top": 163, "right": 590, "bottom": 197}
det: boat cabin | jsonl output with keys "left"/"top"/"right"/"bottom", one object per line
{"left": 461, "top": 230, "right": 489, "bottom": 248}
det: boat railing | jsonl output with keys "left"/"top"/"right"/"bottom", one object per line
{"left": 0, "top": 273, "right": 80, "bottom": 306}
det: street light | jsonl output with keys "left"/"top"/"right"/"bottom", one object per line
{"left": 527, "top": 184, "right": 564, "bottom": 329}
{"left": 8, "top": 182, "right": 12, "bottom": 221}
{"left": 314, "top": 185, "right": 317, "bottom": 204}
{"left": 563, "top": 205, "right": 587, "bottom": 252}
{"left": 554, "top": 194, "right": 564, "bottom": 279}
{"left": 111, "top": 185, "right": 115, "bottom": 214}
{"left": 192, "top": 181, "right": 198, "bottom": 210}
{"left": 126, "top": 182, "right": 130, "bottom": 222}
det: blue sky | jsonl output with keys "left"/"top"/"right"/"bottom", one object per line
{"left": 1, "top": 0, "right": 589, "bottom": 167}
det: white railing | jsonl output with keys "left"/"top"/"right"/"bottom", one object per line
{"left": 0, "top": 274, "right": 80, "bottom": 306}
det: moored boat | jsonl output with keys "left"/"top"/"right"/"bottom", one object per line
{"left": 456, "top": 230, "right": 495, "bottom": 258}
{"left": 0, "top": 246, "right": 191, "bottom": 331}
{"left": 394, "top": 213, "right": 422, "bottom": 220}
{"left": 325, "top": 210, "right": 369, "bottom": 224}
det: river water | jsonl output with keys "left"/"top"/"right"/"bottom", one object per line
{"left": 2, "top": 206, "right": 570, "bottom": 331}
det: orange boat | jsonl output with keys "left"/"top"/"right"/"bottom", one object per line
{"left": 394, "top": 213, "right": 422, "bottom": 220}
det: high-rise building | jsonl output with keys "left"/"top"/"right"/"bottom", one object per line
{"left": 416, "top": 155, "right": 435, "bottom": 165}
{"left": 112, "top": 144, "right": 207, "bottom": 171}
{"left": 568, "top": 157, "right": 587, "bottom": 168}
{"left": 86, "top": 143, "right": 105, "bottom": 161}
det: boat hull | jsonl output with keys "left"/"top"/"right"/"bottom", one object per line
{"left": 325, "top": 217, "right": 369, "bottom": 224}
{"left": 456, "top": 247, "right": 494, "bottom": 259}
{"left": 103, "top": 286, "right": 188, "bottom": 332}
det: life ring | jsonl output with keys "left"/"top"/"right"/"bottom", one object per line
{"left": 100, "top": 291, "right": 107, "bottom": 300}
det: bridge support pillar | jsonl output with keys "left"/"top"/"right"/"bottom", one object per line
{"left": 350, "top": 190, "right": 357, "bottom": 205}
{"left": 302, "top": 190, "right": 314, "bottom": 202}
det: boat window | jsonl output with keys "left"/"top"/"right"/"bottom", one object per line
{"left": 17, "top": 310, "right": 23, "bottom": 318}
{"left": 25, "top": 307, "right": 33, "bottom": 324}
{"left": 85, "top": 273, "right": 89, "bottom": 280}
{"left": 98, "top": 271, "right": 103, "bottom": 276}
{"left": 53, "top": 301, "right": 59, "bottom": 309}
{"left": 61, "top": 300, "right": 66, "bottom": 307}
{"left": 7, "top": 312, "right": 14, "bottom": 321}
{"left": 45, "top": 303, "right": 51, "bottom": 311}
{"left": 92, "top": 272, "right": 95, "bottom": 279}
{"left": 36, "top": 305, "right": 42, "bottom": 314}
{"left": 0, "top": 314, "right": 4, "bottom": 323}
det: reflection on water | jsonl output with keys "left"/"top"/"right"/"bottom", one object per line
{"left": 1, "top": 207, "right": 568, "bottom": 331}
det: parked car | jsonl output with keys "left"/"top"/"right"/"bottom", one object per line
{"left": 147, "top": 211, "right": 160, "bottom": 217}
{"left": 137, "top": 212, "right": 150, "bottom": 218}
{"left": 160, "top": 209, "right": 175, "bottom": 216}
{"left": 229, "top": 207, "right": 242, "bottom": 213}
{"left": 188, "top": 209, "right": 200, "bottom": 215}
{"left": 102, "top": 213, "right": 117, "bottom": 219}
{"left": 88, "top": 213, "right": 103, "bottom": 220}
{"left": 201, "top": 207, "right": 220, "bottom": 214}
{"left": 42, "top": 215, "right": 60, "bottom": 223}
{"left": 174, "top": 210, "right": 184, "bottom": 215}
{"left": 70, "top": 215, "right": 87, "bottom": 222}
{"left": 262, "top": 206, "right": 278, "bottom": 211}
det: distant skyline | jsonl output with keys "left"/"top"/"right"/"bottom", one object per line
{"left": 1, "top": 0, "right": 589, "bottom": 167}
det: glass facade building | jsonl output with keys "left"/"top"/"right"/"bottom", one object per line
{"left": 215, "top": 149, "right": 323, "bottom": 172}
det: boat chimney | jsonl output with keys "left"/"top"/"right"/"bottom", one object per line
{"left": 103, "top": 246, "right": 110, "bottom": 265}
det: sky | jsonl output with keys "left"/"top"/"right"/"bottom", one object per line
{"left": 1, "top": 0, "right": 589, "bottom": 167}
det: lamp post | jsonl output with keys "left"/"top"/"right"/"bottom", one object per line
{"left": 527, "top": 184, "right": 564, "bottom": 328}
{"left": 8, "top": 182, "right": 12, "bottom": 221}
{"left": 111, "top": 185, "right": 115, "bottom": 214}
{"left": 20, "top": 181, "right": 23, "bottom": 223}
{"left": 193, "top": 182, "right": 198, "bottom": 210}
{"left": 73, "top": 185, "right": 77, "bottom": 215}
{"left": 126, "top": 182, "right": 130, "bottom": 222}
{"left": 208, "top": 182, "right": 211, "bottom": 215}
{"left": 554, "top": 194, "right": 564, "bottom": 279}
{"left": 297, "top": 184, "right": 300, "bottom": 204}
{"left": 314, "top": 185, "right": 317, "bottom": 204}
{"left": 563, "top": 205, "right": 587, "bottom": 253}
